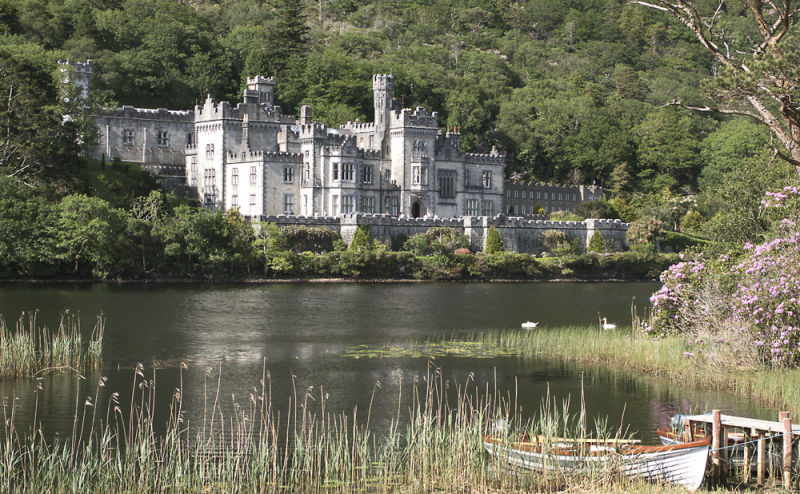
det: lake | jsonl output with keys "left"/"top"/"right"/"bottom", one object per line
{"left": 0, "top": 282, "right": 775, "bottom": 443}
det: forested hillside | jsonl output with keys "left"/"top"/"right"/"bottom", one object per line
{"left": 2, "top": 0, "right": 779, "bottom": 190}
{"left": 1, "top": 0, "right": 798, "bottom": 280}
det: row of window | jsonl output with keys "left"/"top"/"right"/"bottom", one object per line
{"left": 507, "top": 189, "right": 578, "bottom": 201}
{"left": 327, "top": 195, "right": 395, "bottom": 215}
{"left": 507, "top": 204, "right": 559, "bottom": 214}
{"left": 122, "top": 129, "right": 193, "bottom": 148}
{"left": 465, "top": 200, "right": 494, "bottom": 217}
{"left": 228, "top": 166, "right": 294, "bottom": 185}
{"left": 331, "top": 163, "right": 372, "bottom": 184}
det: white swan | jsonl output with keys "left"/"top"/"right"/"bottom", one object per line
{"left": 521, "top": 321, "right": 539, "bottom": 329}
{"left": 601, "top": 317, "right": 617, "bottom": 330}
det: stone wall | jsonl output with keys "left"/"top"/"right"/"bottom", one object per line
{"left": 91, "top": 107, "right": 193, "bottom": 166}
{"left": 256, "top": 214, "right": 628, "bottom": 253}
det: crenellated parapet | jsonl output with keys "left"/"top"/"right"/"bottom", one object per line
{"left": 342, "top": 121, "right": 376, "bottom": 131}
{"left": 100, "top": 106, "right": 193, "bottom": 122}
{"left": 298, "top": 122, "right": 329, "bottom": 140}
{"left": 464, "top": 153, "right": 505, "bottom": 165}
{"left": 390, "top": 106, "right": 439, "bottom": 129}
{"left": 259, "top": 215, "right": 342, "bottom": 227}
{"left": 195, "top": 94, "right": 285, "bottom": 123}
{"left": 227, "top": 150, "right": 302, "bottom": 163}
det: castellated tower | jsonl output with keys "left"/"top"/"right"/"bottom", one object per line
{"left": 246, "top": 76, "right": 275, "bottom": 106}
{"left": 59, "top": 59, "right": 93, "bottom": 101}
{"left": 373, "top": 74, "right": 394, "bottom": 143}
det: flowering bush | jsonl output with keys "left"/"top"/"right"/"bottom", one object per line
{"left": 454, "top": 248, "right": 471, "bottom": 256}
{"left": 626, "top": 218, "right": 663, "bottom": 246}
{"left": 732, "top": 229, "right": 800, "bottom": 365}
{"left": 648, "top": 185, "right": 800, "bottom": 367}
{"left": 647, "top": 256, "right": 708, "bottom": 338}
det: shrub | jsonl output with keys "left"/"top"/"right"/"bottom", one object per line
{"left": 484, "top": 226, "right": 504, "bottom": 254}
{"left": 575, "top": 199, "right": 619, "bottom": 219}
{"left": 587, "top": 231, "right": 605, "bottom": 253}
{"left": 541, "top": 230, "right": 568, "bottom": 251}
{"left": 680, "top": 210, "right": 704, "bottom": 233}
{"left": 732, "top": 228, "right": 800, "bottom": 365}
{"left": 402, "top": 227, "right": 468, "bottom": 256}
{"left": 282, "top": 225, "right": 341, "bottom": 253}
{"left": 626, "top": 218, "right": 663, "bottom": 246}
{"left": 648, "top": 257, "right": 709, "bottom": 337}
{"left": 349, "top": 226, "right": 372, "bottom": 252}
{"left": 549, "top": 210, "right": 582, "bottom": 221}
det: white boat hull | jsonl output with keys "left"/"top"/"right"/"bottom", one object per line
{"left": 484, "top": 439, "right": 710, "bottom": 491}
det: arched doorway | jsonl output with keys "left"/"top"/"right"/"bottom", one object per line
{"left": 411, "top": 202, "right": 422, "bottom": 218}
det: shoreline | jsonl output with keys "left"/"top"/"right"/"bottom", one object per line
{"left": 0, "top": 277, "right": 658, "bottom": 284}
{"left": 481, "top": 327, "right": 800, "bottom": 417}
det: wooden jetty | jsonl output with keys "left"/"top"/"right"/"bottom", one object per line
{"left": 680, "top": 410, "right": 800, "bottom": 489}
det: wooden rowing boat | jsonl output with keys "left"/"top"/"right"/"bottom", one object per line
{"left": 483, "top": 434, "right": 711, "bottom": 491}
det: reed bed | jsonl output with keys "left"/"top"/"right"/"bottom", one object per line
{"left": 472, "top": 326, "right": 800, "bottom": 417}
{"left": 0, "top": 362, "right": 729, "bottom": 493}
{"left": 0, "top": 311, "right": 104, "bottom": 377}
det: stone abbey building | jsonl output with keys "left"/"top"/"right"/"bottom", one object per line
{"left": 90, "top": 74, "right": 505, "bottom": 219}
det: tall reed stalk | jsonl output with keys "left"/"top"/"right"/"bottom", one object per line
{"left": 0, "top": 311, "right": 104, "bottom": 377}
{"left": 0, "top": 362, "right": 704, "bottom": 493}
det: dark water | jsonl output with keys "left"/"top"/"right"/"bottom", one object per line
{"left": 0, "top": 282, "right": 776, "bottom": 443}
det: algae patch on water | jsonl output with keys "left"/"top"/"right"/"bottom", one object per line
{"left": 343, "top": 340, "right": 518, "bottom": 359}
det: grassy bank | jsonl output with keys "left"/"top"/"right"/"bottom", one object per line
{"left": 474, "top": 327, "right": 800, "bottom": 417}
{"left": 0, "top": 312, "right": 103, "bottom": 377}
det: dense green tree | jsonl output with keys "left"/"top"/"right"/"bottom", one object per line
{"left": 349, "top": 226, "right": 373, "bottom": 252}
{"left": 698, "top": 119, "right": 771, "bottom": 192}
{"left": 0, "top": 176, "right": 56, "bottom": 276}
{"left": 574, "top": 200, "right": 619, "bottom": 220}
{"left": 633, "top": 0, "right": 800, "bottom": 176}
{"left": 484, "top": 226, "right": 504, "bottom": 254}
{"left": 633, "top": 110, "right": 705, "bottom": 191}
{"left": 588, "top": 231, "right": 605, "bottom": 253}
{"left": 0, "top": 39, "right": 85, "bottom": 189}
{"left": 53, "top": 194, "right": 129, "bottom": 277}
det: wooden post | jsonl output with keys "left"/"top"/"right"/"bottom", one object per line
{"left": 743, "top": 428, "right": 753, "bottom": 484}
{"left": 712, "top": 410, "right": 722, "bottom": 483}
{"left": 783, "top": 416, "right": 792, "bottom": 491}
{"left": 757, "top": 431, "right": 766, "bottom": 485}
{"left": 721, "top": 426, "right": 729, "bottom": 481}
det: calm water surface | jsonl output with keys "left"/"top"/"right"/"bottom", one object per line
{"left": 0, "top": 282, "right": 776, "bottom": 442}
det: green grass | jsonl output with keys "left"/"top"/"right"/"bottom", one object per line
{"left": 472, "top": 326, "right": 800, "bottom": 417}
{"left": 0, "top": 311, "right": 104, "bottom": 377}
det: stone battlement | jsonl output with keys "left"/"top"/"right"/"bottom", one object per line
{"left": 464, "top": 153, "right": 504, "bottom": 165}
{"left": 228, "top": 150, "right": 302, "bottom": 163}
{"left": 101, "top": 106, "right": 193, "bottom": 122}
{"left": 391, "top": 107, "right": 439, "bottom": 129}
{"left": 343, "top": 122, "right": 376, "bottom": 131}
{"left": 508, "top": 181, "right": 602, "bottom": 192}
{"left": 247, "top": 75, "right": 274, "bottom": 85}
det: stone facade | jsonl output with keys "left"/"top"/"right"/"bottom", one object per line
{"left": 88, "top": 74, "right": 505, "bottom": 219}
{"left": 504, "top": 182, "right": 603, "bottom": 215}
